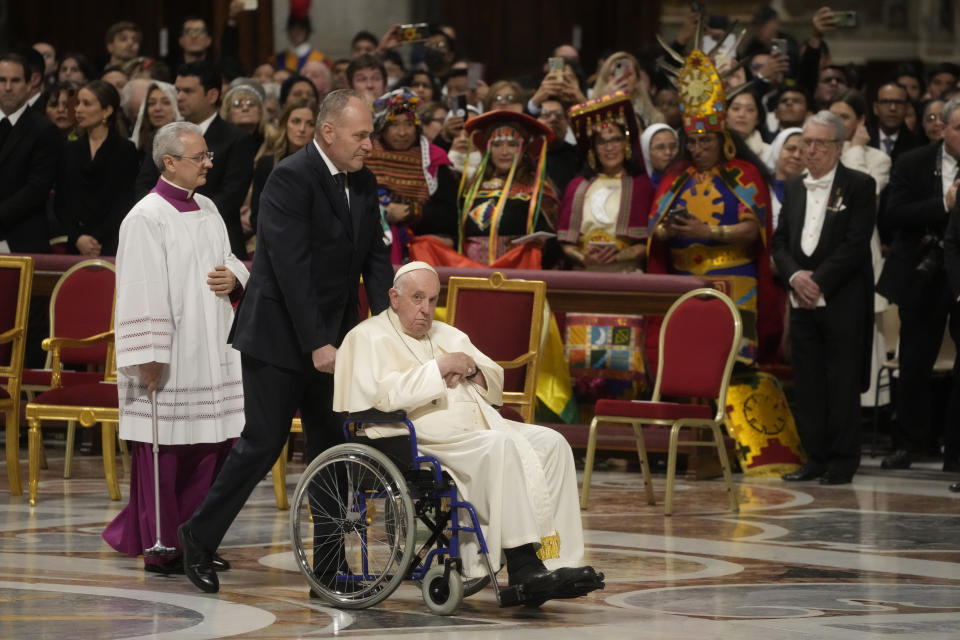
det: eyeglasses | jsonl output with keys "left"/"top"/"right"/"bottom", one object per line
{"left": 926, "top": 112, "right": 943, "bottom": 121}
{"left": 877, "top": 98, "right": 907, "bottom": 107}
{"left": 232, "top": 99, "right": 258, "bottom": 108}
{"left": 494, "top": 94, "right": 517, "bottom": 102}
{"left": 183, "top": 27, "right": 207, "bottom": 36}
{"left": 174, "top": 151, "right": 214, "bottom": 163}
{"left": 539, "top": 109, "right": 565, "bottom": 121}
{"left": 801, "top": 137, "right": 839, "bottom": 150}
{"left": 597, "top": 136, "right": 625, "bottom": 148}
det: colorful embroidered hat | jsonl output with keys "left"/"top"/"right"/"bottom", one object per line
{"left": 567, "top": 90, "right": 640, "bottom": 158}
{"left": 373, "top": 87, "right": 421, "bottom": 134}
{"left": 464, "top": 109, "right": 554, "bottom": 159}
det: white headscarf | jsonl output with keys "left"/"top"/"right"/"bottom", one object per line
{"left": 129, "top": 81, "right": 181, "bottom": 151}
{"left": 639, "top": 123, "right": 678, "bottom": 178}
{"left": 763, "top": 127, "right": 803, "bottom": 176}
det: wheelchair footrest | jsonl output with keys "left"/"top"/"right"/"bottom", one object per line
{"left": 497, "top": 585, "right": 523, "bottom": 607}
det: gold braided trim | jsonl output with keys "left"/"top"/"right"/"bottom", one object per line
{"left": 670, "top": 242, "right": 753, "bottom": 275}
{"left": 536, "top": 530, "right": 561, "bottom": 561}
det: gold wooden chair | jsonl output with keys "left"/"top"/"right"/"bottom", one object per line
{"left": 25, "top": 306, "right": 123, "bottom": 505}
{"left": 0, "top": 256, "right": 33, "bottom": 496}
{"left": 21, "top": 259, "right": 117, "bottom": 478}
{"left": 581, "top": 288, "right": 742, "bottom": 516}
{"left": 446, "top": 272, "right": 546, "bottom": 423}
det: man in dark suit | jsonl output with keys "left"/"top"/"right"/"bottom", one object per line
{"left": 0, "top": 52, "right": 60, "bottom": 253}
{"left": 876, "top": 97, "right": 960, "bottom": 471}
{"left": 868, "top": 82, "right": 917, "bottom": 167}
{"left": 773, "top": 110, "right": 876, "bottom": 485}
{"left": 134, "top": 61, "right": 255, "bottom": 258}
{"left": 178, "top": 90, "right": 393, "bottom": 594}
{"left": 938, "top": 99, "right": 960, "bottom": 483}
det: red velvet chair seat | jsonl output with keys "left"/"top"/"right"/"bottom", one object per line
{"left": 32, "top": 382, "right": 118, "bottom": 408}
{"left": 0, "top": 386, "right": 8, "bottom": 400}
{"left": 595, "top": 399, "right": 713, "bottom": 421}
{"left": 21, "top": 369, "right": 104, "bottom": 387}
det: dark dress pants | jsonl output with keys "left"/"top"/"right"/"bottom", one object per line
{"left": 895, "top": 272, "right": 953, "bottom": 454}
{"left": 944, "top": 303, "right": 960, "bottom": 465}
{"left": 789, "top": 288, "right": 866, "bottom": 477}
{"left": 188, "top": 352, "right": 345, "bottom": 552}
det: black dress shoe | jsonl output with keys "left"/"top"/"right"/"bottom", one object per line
{"left": 144, "top": 556, "right": 184, "bottom": 575}
{"left": 881, "top": 449, "right": 912, "bottom": 470}
{"left": 820, "top": 471, "right": 853, "bottom": 485}
{"left": 782, "top": 464, "right": 823, "bottom": 481}
{"left": 178, "top": 524, "right": 219, "bottom": 593}
{"left": 549, "top": 566, "right": 606, "bottom": 599}
{"left": 212, "top": 553, "right": 230, "bottom": 571}
{"left": 950, "top": 482, "right": 960, "bottom": 493}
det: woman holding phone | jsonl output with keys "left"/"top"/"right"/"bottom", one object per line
{"left": 592, "top": 52, "right": 664, "bottom": 128}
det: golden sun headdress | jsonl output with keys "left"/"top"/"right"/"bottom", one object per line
{"left": 657, "top": 18, "right": 752, "bottom": 159}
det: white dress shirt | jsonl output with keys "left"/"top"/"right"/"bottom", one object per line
{"left": 788, "top": 165, "right": 838, "bottom": 307}
{"left": 0, "top": 100, "right": 29, "bottom": 126}
{"left": 197, "top": 112, "right": 216, "bottom": 135}
{"left": 313, "top": 139, "right": 349, "bottom": 206}
{"left": 942, "top": 147, "right": 958, "bottom": 212}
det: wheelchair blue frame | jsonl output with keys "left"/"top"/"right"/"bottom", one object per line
{"left": 339, "top": 412, "right": 491, "bottom": 585}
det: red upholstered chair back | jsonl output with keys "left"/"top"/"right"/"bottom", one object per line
{"left": 446, "top": 273, "right": 546, "bottom": 423}
{"left": 357, "top": 280, "right": 370, "bottom": 319}
{"left": 49, "top": 260, "right": 116, "bottom": 366}
{"left": 0, "top": 256, "right": 33, "bottom": 374}
{"left": 655, "top": 288, "right": 741, "bottom": 407}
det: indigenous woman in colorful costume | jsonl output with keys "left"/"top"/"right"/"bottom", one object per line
{"left": 364, "top": 88, "right": 460, "bottom": 264}
{"left": 649, "top": 34, "right": 802, "bottom": 478}
{"left": 557, "top": 92, "right": 655, "bottom": 400}
{"left": 410, "top": 110, "right": 558, "bottom": 269}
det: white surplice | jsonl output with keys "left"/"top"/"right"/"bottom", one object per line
{"left": 334, "top": 308, "right": 585, "bottom": 578}
{"left": 115, "top": 185, "right": 248, "bottom": 445}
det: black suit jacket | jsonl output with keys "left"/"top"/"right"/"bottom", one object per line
{"left": 868, "top": 124, "right": 917, "bottom": 168}
{"left": 0, "top": 108, "right": 61, "bottom": 252}
{"left": 943, "top": 202, "right": 960, "bottom": 300}
{"left": 875, "top": 142, "right": 948, "bottom": 305}
{"left": 771, "top": 162, "right": 876, "bottom": 388}
{"left": 230, "top": 142, "right": 393, "bottom": 371}
{"left": 135, "top": 115, "right": 256, "bottom": 257}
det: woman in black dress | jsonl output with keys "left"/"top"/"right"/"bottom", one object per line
{"left": 55, "top": 80, "right": 139, "bottom": 256}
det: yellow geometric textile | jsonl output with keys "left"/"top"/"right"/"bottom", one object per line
{"left": 723, "top": 371, "right": 805, "bottom": 477}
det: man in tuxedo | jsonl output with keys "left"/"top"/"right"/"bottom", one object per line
{"left": 178, "top": 90, "right": 393, "bottom": 594}
{"left": 876, "top": 97, "right": 960, "bottom": 471}
{"left": 0, "top": 52, "right": 60, "bottom": 253}
{"left": 773, "top": 110, "right": 876, "bottom": 485}
{"left": 935, "top": 98, "right": 960, "bottom": 480}
{"left": 134, "top": 61, "right": 255, "bottom": 258}
{"left": 868, "top": 82, "right": 917, "bottom": 167}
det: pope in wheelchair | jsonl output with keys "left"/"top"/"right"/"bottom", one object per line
{"left": 290, "top": 261, "right": 602, "bottom": 613}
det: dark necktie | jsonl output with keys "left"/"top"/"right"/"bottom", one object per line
{"left": 0, "top": 118, "right": 12, "bottom": 152}
{"left": 333, "top": 172, "right": 348, "bottom": 209}
{"left": 882, "top": 137, "right": 894, "bottom": 156}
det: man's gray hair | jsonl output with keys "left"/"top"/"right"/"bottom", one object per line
{"left": 805, "top": 110, "right": 846, "bottom": 143}
{"left": 941, "top": 96, "right": 960, "bottom": 127}
{"left": 316, "top": 89, "right": 363, "bottom": 129}
{"left": 153, "top": 121, "right": 203, "bottom": 171}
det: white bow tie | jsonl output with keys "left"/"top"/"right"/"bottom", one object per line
{"left": 803, "top": 174, "right": 832, "bottom": 191}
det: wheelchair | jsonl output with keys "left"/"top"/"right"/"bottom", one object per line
{"left": 290, "top": 409, "right": 533, "bottom": 615}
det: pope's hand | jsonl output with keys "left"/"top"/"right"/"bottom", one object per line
{"left": 313, "top": 344, "right": 337, "bottom": 373}
{"left": 437, "top": 352, "right": 476, "bottom": 379}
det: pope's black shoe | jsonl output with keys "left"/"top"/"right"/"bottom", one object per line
{"left": 549, "top": 565, "right": 606, "bottom": 599}
{"left": 212, "top": 553, "right": 230, "bottom": 571}
{"left": 881, "top": 449, "right": 912, "bottom": 470}
{"left": 949, "top": 482, "right": 960, "bottom": 493}
{"left": 178, "top": 524, "right": 219, "bottom": 593}
{"left": 782, "top": 464, "right": 823, "bottom": 481}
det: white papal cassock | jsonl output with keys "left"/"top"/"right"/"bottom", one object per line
{"left": 334, "top": 308, "right": 585, "bottom": 578}
{"left": 114, "top": 178, "right": 248, "bottom": 445}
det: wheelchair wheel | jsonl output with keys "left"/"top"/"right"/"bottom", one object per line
{"left": 291, "top": 443, "right": 416, "bottom": 609}
{"left": 421, "top": 564, "right": 464, "bottom": 615}
{"left": 463, "top": 575, "right": 490, "bottom": 598}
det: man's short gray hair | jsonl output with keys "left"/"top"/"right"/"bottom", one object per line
{"left": 153, "top": 121, "right": 203, "bottom": 171}
{"left": 805, "top": 110, "right": 846, "bottom": 143}
{"left": 316, "top": 88, "right": 364, "bottom": 129}
{"left": 941, "top": 96, "right": 960, "bottom": 127}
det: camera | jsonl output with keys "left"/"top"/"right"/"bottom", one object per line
{"left": 916, "top": 232, "right": 945, "bottom": 276}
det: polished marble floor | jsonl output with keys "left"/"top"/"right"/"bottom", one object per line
{"left": 2, "top": 447, "right": 960, "bottom": 639}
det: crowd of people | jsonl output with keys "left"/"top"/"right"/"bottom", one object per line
{"left": 3, "top": 2, "right": 960, "bottom": 594}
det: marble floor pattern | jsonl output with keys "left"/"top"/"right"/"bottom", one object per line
{"left": 2, "top": 449, "right": 959, "bottom": 639}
